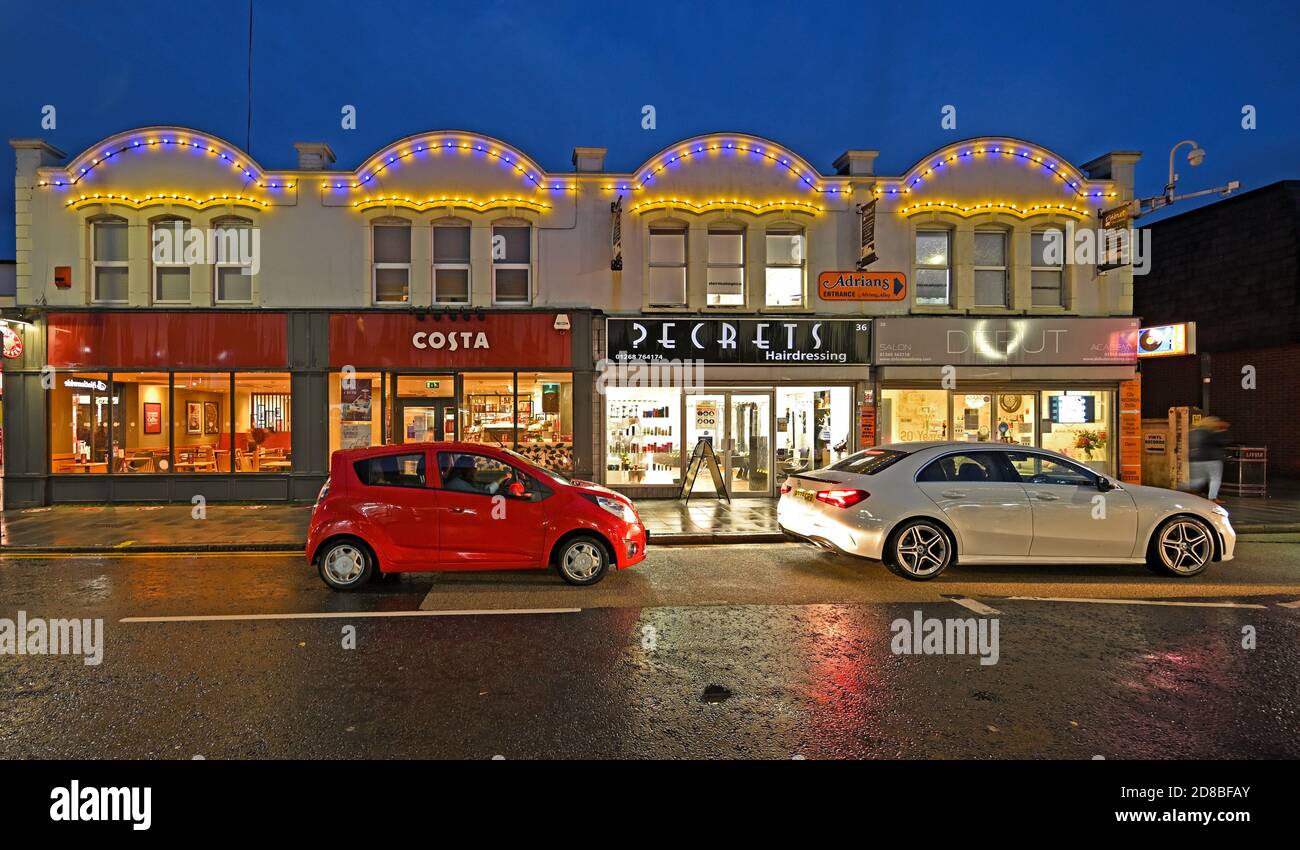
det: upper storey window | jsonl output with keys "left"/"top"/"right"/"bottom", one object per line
{"left": 433, "top": 222, "right": 471, "bottom": 304}
{"left": 492, "top": 224, "right": 531, "bottom": 305}
{"left": 764, "top": 228, "right": 804, "bottom": 307}
{"left": 706, "top": 227, "right": 745, "bottom": 306}
{"left": 373, "top": 219, "right": 411, "bottom": 304}
{"left": 648, "top": 226, "right": 687, "bottom": 307}
{"left": 92, "top": 218, "right": 129, "bottom": 303}
{"left": 914, "top": 230, "right": 951, "bottom": 306}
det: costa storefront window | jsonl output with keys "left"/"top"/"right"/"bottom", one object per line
{"left": 173, "top": 372, "right": 232, "bottom": 473}
{"left": 113, "top": 372, "right": 171, "bottom": 473}
{"left": 461, "top": 373, "right": 516, "bottom": 448}
{"left": 236, "top": 373, "right": 292, "bottom": 472}
{"left": 515, "top": 372, "right": 573, "bottom": 472}
{"left": 393, "top": 375, "right": 454, "bottom": 444}
{"left": 329, "top": 370, "right": 385, "bottom": 453}
{"left": 49, "top": 372, "right": 111, "bottom": 473}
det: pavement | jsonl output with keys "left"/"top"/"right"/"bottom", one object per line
{"left": 0, "top": 484, "right": 1296, "bottom": 553}
{"left": 2, "top": 539, "right": 1298, "bottom": 758}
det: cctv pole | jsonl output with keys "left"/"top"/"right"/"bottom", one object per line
{"left": 1166, "top": 140, "right": 1201, "bottom": 203}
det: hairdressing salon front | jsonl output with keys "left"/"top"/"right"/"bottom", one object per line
{"left": 1, "top": 308, "right": 593, "bottom": 507}
{"left": 871, "top": 317, "right": 1142, "bottom": 479}
{"left": 600, "top": 317, "right": 872, "bottom": 499}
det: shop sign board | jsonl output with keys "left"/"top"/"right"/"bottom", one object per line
{"left": 1118, "top": 377, "right": 1142, "bottom": 484}
{"left": 1137, "top": 322, "right": 1195, "bottom": 358}
{"left": 606, "top": 318, "right": 870, "bottom": 365}
{"left": 330, "top": 312, "right": 571, "bottom": 369}
{"left": 817, "top": 271, "right": 907, "bottom": 302}
{"left": 874, "top": 317, "right": 1139, "bottom": 366}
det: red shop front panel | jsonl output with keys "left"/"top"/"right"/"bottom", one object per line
{"left": 329, "top": 312, "right": 572, "bottom": 369}
{"left": 47, "top": 312, "right": 288, "bottom": 369}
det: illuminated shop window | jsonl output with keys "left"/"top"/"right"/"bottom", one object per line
{"left": 393, "top": 375, "right": 454, "bottom": 444}
{"left": 914, "top": 230, "right": 951, "bottom": 305}
{"left": 880, "top": 389, "right": 949, "bottom": 444}
{"left": 974, "top": 230, "right": 1008, "bottom": 307}
{"left": 514, "top": 372, "right": 573, "bottom": 472}
{"left": 373, "top": 218, "right": 411, "bottom": 304}
{"left": 112, "top": 372, "right": 171, "bottom": 473}
{"left": 492, "top": 224, "right": 531, "bottom": 305}
{"left": 764, "top": 228, "right": 805, "bottom": 307}
{"left": 329, "top": 370, "right": 384, "bottom": 454}
{"left": 49, "top": 372, "right": 112, "bottom": 473}
{"left": 706, "top": 227, "right": 744, "bottom": 306}
{"left": 605, "top": 386, "right": 681, "bottom": 486}
{"left": 775, "top": 387, "right": 852, "bottom": 474}
{"left": 647, "top": 226, "right": 687, "bottom": 306}
{"left": 235, "top": 372, "right": 292, "bottom": 472}
{"left": 173, "top": 372, "right": 233, "bottom": 473}
{"left": 461, "top": 373, "right": 518, "bottom": 448}
{"left": 1039, "top": 390, "right": 1111, "bottom": 472}
{"left": 92, "top": 219, "right": 129, "bottom": 303}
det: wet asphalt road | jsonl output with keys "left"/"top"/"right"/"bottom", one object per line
{"left": 1, "top": 537, "right": 1298, "bottom": 759}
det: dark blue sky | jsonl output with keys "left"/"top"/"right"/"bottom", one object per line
{"left": 3, "top": 0, "right": 1298, "bottom": 256}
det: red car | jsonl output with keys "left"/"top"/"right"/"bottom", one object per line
{"left": 307, "top": 442, "right": 648, "bottom": 590}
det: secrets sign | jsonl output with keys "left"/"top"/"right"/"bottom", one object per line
{"left": 606, "top": 318, "right": 870, "bottom": 365}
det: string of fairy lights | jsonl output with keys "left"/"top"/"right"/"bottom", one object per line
{"left": 35, "top": 132, "right": 1116, "bottom": 220}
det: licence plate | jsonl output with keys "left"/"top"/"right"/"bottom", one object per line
{"left": 793, "top": 488, "right": 817, "bottom": 503}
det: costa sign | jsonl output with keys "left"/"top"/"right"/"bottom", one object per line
{"left": 411, "top": 330, "right": 490, "bottom": 351}
{"left": 606, "top": 318, "right": 870, "bottom": 365}
{"left": 330, "top": 312, "right": 571, "bottom": 368}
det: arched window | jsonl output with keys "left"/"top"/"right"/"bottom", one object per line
{"left": 150, "top": 216, "right": 192, "bottom": 304}
{"left": 433, "top": 219, "right": 471, "bottom": 304}
{"left": 491, "top": 221, "right": 531, "bottom": 305}
{"left": 91, "top": 216, "right": 129, "bottom": 303}
{"left": 372, "top": 217, "right": 412, "bottom": 304}
{"left": 974, "top": 228, "right": 1009, "bottom": 307}
{"left": 764, "top": 226, "right": 805, "bottom": 307}
{"left": 212, "top": 216, "right": 256, "bottom": 304}
{"left": 706, "top": 225, "right": 744, "bottom": 306}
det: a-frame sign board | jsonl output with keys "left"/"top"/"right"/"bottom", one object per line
{"left": 680, "top": 438, "right": 730, "bottom": 504}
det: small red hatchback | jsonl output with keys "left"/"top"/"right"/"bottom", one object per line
{"left": 307, "top": 442, "right": 648, "bottom": 590}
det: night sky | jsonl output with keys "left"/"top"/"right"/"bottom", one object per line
{"left": 1, "top": 0, "right": 1298, "bottom": 257}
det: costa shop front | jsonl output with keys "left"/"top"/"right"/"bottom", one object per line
{"left": 0, "top": 308, "right": 595, "bottom": 507}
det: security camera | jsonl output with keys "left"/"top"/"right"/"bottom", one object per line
{"left": 1188, "top": 147, "right": 1206, "bottom": 167}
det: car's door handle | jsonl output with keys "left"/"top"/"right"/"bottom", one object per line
{"left": 1033, "top": 493, "right": 1060, "bottom": 501}
{"left": 941, "top": 490, "right": 967, "bottom": 499}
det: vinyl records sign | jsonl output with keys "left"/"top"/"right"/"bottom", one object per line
{"left": 606, "top": 318, "right": 870, "bottom": 365}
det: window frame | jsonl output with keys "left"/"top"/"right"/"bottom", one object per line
{"left": 973, "top": 229, "right": 1009, "bottom": 308}
{"left": 150, "top": 217, "right": 192, "bottom": 305}
{"left": 647, "top": 225, "right": 688, "bottom": 307}
{"left": 491, "top": 223, "right": 532, "bottom": 306}
{"left": 212, "top": 216, "right": 256, "bottom": 305}
{"left": 764, "top": 227, "right": 806, "bottom": 307}
{"left": 432, "top": 220, "right": 472, "bottom": 305}
{"left": 354, "top": 451, "right": 429, "bottom": 489}
{"left": 706, "top": 225, "right": 745, "bottom": 307}
{"left": 372, "top": 219, "right": 413, "bottom": 305}
{"left": 915, "top": 450, "right": 1009, "bottom": 484}
{"left": 1030, "top": 229, "right": 1065, "bottom": 308}
{"left": 92, "top": 218, "right": 130, "bottom": 304}
{"left": 913, "top": 229, "right": 952, "bottom": 306}
{"left": 998, "top": 450, "right": 1099, "bottom": 487}
{"left": 434, "top": 450, "right": 523, "bottom": 497}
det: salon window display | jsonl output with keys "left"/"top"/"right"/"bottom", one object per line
{"left": 605, "top": 386, "right": 681, "bottom": 486}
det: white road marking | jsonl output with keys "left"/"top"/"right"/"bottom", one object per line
{"left": 1277, "top": 600, "right": 1300, "bottom": 609}
{"left": 1005, "top": 596, "right": 1267, "bottom": 610}
{"left": 122, "top": 608, "right": 580, "bottom": 624}
{"left": 948, "top": 597, "right": 1003, "bottom": 615}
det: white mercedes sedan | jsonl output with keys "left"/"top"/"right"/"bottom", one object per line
{"left": 777, "top": 441, "right": 1235, "bottom": 581}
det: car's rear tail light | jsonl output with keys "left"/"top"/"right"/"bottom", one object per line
{"left": 779, "top": 482, "right": 793, "bottom": 495}
{"left": 816, "top": 488, "right": 868, "bottom": 508}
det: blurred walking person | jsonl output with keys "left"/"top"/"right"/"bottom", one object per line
{"left": 1186, "top": 416, "right": 1232, "bottom": 502}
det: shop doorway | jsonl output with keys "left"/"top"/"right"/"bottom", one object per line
{"left": 396, "top": 398, "right": 456, "bottom": 443}
{"left": 684, "top": 389, "right": 774, "bottom": 496}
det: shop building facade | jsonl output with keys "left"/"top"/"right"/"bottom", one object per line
{"left": 4, "top": 129, "right": 1141, "bottom": 506}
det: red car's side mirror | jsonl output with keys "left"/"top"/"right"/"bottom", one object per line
{"left": 507, "top": 480, "right": 528, "bottom": 499}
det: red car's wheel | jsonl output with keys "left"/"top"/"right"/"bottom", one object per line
{"left": 556, "top": 536, "right": 609, "bottom": 586}
{"left": 318, "top": 540, "right": 375, "bottom": 591}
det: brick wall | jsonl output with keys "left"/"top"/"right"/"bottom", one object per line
{"left": 1135, "top": 181, "right": 1300, "bottom": 352}
{"left": 1141, "top": 343, "right": 1300, "bottom": 477}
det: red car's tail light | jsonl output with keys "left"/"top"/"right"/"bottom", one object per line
{"left": 816, "top": 488, "right": 868, "bottom": 508}
{"left": 779, "top": 482, "right": 793, "bottom": 495}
